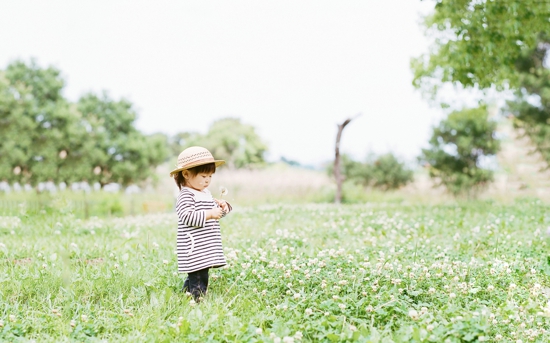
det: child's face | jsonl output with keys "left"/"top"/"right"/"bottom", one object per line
{"left": 184, "top": 171, "right": 213, "bottom": 191}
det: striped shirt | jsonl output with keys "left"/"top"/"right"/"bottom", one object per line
{"left": 175, "top": 187, "right": 231, "bottom": 273}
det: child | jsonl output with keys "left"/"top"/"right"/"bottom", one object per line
{"left": 170, "top": 146, "right": 232, "bottom": 302}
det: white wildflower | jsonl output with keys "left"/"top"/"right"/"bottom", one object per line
{"left": 409, "top": 309, "right": 419, "bottom": 320}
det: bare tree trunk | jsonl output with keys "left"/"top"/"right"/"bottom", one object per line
{"left": 334, "top": 114, "right": 361, "bottom": 204}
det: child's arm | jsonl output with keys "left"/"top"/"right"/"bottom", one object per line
{"left": 177, "top": 192, "right": 224, "bottom": 226}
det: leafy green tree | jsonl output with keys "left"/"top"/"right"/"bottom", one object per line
{"left": 169, "top": 131, "right": 201, "bottom": 157}
{"left": 0, "top": 60, "right": 89, "bottom": 187}
{"left": 77, "top": 92, "right": 169, "bottom": 187}
{"left": 0, "top": 71, "right": 35, "bottom": 184}
{"left": 413, "top": 2, "right": 550, "bottom": 168}
{"left": 420, "top": 106, "right": 499, "bottom": 196}
{"left": 507, "top": 37, "right": 550, "bottom": 164}
{"left": 203, "top": 118, "right": 267, "bottom": 168}
{"left": 172, "top": 118, "right": 268, "bottom": 169}
{"left": 0, "top": 59, "right": 169, "bottom": 189}
{"left": 412, "top": 0, "right": 550, "bottom": 93}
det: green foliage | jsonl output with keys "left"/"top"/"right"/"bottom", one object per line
{"left": 95, "top": 197, "right": 124, "bottom": 216}
{"left": 0, "top": 60, "right": 168, "bottom": 188}
{"left": 172, "top": 118, "right": 268, "bottom": 169}
{"left": 0, "top": 191, "right": 173, "bottom": 218}
{"left": 420, "top": 106, "right": 500, "bottom": 196}
{"left": 327, "top": 154, "right": 363, "bottom": 181}
{"left": 413, "top": 1, "right": 550, "bottom": 169}
{"left": 412, "top": 0, "right": 550, "bottom": 94}
{"left": 507, "top": 36, "right": 550, "bottom": 166}
{"left": 169, "top": 131, "right": 201, "bottom": 158}
{"left": 77, "top": 92, "right": 169, "bottom": 186}
{"left": 365, "top": 153, "right": 414, "bottom": 190}
{"left": 329, "top": 153, "right": 414, "bottom": 191}
{"left": 0, "top": 71, "right": 34, "bottom": 184}
{"left": 0, "top": 60, "right": 88, "bottom": 186}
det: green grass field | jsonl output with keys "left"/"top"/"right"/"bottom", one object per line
{"left": 1, "top": 200, "right": 550, "bottom": 342}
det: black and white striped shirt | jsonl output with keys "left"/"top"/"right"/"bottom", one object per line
{"left": 175, "top": 187, "right": 231, "bottom": 273}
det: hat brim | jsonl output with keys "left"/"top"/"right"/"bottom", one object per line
{"left": 169, "top": 160, "right": 225, "bottom": 176}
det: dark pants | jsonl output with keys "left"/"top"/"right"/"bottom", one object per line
{"left": 182, "top": 268, "right": 209, "bottom": 301}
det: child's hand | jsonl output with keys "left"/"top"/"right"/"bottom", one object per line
{"left": 206, "top": 207, "right": 225, "bottom": 220}
{"left": 214, "top": 199, "right": 229, "bottom": 212}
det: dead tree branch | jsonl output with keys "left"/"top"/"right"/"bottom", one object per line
{"left": 334, "top": 113, "right": 362, "bottom": 204}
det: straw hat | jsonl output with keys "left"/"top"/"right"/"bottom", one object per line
{"left": 169, "top": 146, "right": 225, "bottom": 176}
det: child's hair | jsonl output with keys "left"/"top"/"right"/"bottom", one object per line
{"left": 174, "top": 163, "right": 217, "bottom": 190}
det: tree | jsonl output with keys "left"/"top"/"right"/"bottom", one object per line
{"left": 169, "top": 131, "right": 201, "bottom": 157}
{"left": 507, "top": 37, "right": 550, "bottom": 165}
{"left": 0, "top": 71, "right": 35, "bottom": 184}
{"left": 412, "top": 1, "right": 550, "bottom": 169}
{"left": 334, "top": 115, "right": 360, "bottom": 204}
{"left": 420, "top": 106, "right": 499, "bottom": 196}
{"left": 0, "top": 59, "right": 169, "bottom": 189}
{"left": 0, "top": 60, "right": 88, "bottom": 187}
{"left": 412, "top": 0, "right": 550, "bottom": 94}
{"left": 77, "top": 92, "right": 169, "bottom": 187}
{"left": 172, "top": 118, "right": 268, "bottom": 169}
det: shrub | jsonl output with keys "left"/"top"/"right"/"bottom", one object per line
{"left": 365, "top": 153, "right": 414, "bottom": 190}
{"left": 328, "top": 153, "right": 414, "bottom": 191}
{"left": 420, "top": 106, "right": 500, "bottom": 197}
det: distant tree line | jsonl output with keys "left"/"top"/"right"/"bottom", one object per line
{"left": 169, "top": 117, "right": 268, "bottom": 169}
{"left": 0, "top": 59, "right": 503, "bottom": 197}
{"left": 0, "top": 60, "right": 168, "bottom": 188}
{"left": 0, "top": 60, "right": 270, "bottom": 190}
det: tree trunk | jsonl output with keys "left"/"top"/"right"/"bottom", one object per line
{"left": 334, "top": 114, "right": 361, "bottom": 204}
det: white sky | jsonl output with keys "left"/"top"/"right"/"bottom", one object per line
{"left": 0, "top": 0, "right": 446, "bottom": 166}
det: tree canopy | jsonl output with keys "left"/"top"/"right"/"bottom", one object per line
{"left": 77, "top": 92, "right": 168, "bottom": 186}
{"left": 171, "top": 118, "right": 268, "bottom": 169}
{"left": 0, "top": 60, "right": 168, "bottom": 188}
{"left": 507, "top": 38, "right": 550, "bottom": 166}
{"left": 420, "top": 106, "right": 499, "bottom": 196}
{"left": 412, "top": 0, "right": 550, "bottom": 93}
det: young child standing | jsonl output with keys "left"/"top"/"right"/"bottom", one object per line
{"left": 170, "top": 146, "right": 232, "bottom": 302}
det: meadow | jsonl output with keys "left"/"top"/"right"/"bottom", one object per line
{"left": 1, "top": 198, "right": 550, "bottom": 342}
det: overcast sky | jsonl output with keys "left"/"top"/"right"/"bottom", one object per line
{"left": 0, "top": 0, "right": 446, "bottom": 166}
